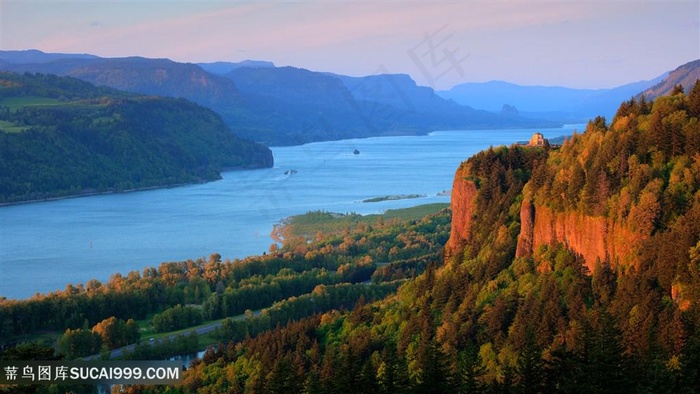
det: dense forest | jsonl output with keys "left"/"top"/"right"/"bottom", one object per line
{"left": 1, "top": 84, "right": 699, "bottom": 394}
{"left": 0, "top": 72, "right": 272, "bottom": 203}
{"left": 0, "top": 204, "right": 450, "bottom": 392}
{"left": 93, "top": 82, "right": 698, "bottom": 394}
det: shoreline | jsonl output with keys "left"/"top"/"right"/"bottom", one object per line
{"left": 0, "top": 165, "right": 270, "bottom": 208}
{"left": 1, "top": 126, "right": 581, "bottom": 299}
{"left": 1, "top": 124, "right": 577, "bottom": 207}
{"left": 362, "top": 194, "right": 427, "bottom": 203}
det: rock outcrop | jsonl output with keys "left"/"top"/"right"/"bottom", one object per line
{"left": 446, "top": 164, "right": 478, "bottom": 259}
{"left": 514, "top": 187, "right": 535, "bottom": 259}
{"left": 448, "top": 165, "right": 645, "bottom": 273}
{"left": 528, "top": 132, "right": 546, "bottom": 147}
{"left": 515, "top": 197, "right": 642, "bottom": 272}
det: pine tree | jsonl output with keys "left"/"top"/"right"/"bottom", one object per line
{"left": 458, "top": 343, "right": 486, "bottom": 393}
{"left": 516, "top": 330, "right": 544, "bottom": 394}
{"left": 688, "top": 79, "right": 700, "bottom": 118}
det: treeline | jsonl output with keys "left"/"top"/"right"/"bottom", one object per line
{"left": 211, "top": 282, "right": 400, "bottom": 344}
{"left": 531, "top": 82, "right": 700, "bottom": 290}
{"left": 532, "top": 83, "right": 700, "bottom": 220}
{"left": 0, "top": 72, "right": 122, "bottom": 100}
{"left": 201, "top": 268, "right": 350, "bottom": 321}
{"left": 0, "top": 72, "right": 272, "bottom": 203}
{"left": 1, "top": 205, "right": 448, "bottom": 363}
{"left": 152, "top": 305, "right": 203, "bottom": 333}
{"left": 123, "top": 282, "right": 398, "bottom": 363}
{"left": 126, "top": 85, "right": 700, "bottom": 393}
{"left": 56, "top": 316, "right": 140, "bottom": 358}
{"left": 0, "top": 254, "right": 331, "bottom": 338}
{"left": 1, "top": 255, "right": 369, "bottom": 339}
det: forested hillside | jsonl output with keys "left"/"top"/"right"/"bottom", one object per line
{"left": 0, "top": 50, "right": 559, "bottom": 146}
{"left": 98, "top": 83, "right": 700, "bottom": 394}
{"left": 2, "top": 83, "right": 698, "bottom": 394}
{"left": 0, "top": 204, "right": 450, "bottom": 394}
{"left": 639, "top": 59, "right": 700, "bottom": 100}
{"left": 0, "top": 72, "right": 272, "bottom": 203}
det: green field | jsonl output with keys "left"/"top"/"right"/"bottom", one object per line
{"left": 1, "top": 96, "right": 78, "bottom": 133}
{"left": 277, "top": 203, "right": 450, "bottom": 240}
{"left": 0, "top": 119, "right": 29, "bottom": 133}
{"left": 0, "top": 96, "right": 65, "bottom": 109}
{"left": 362, "top": 193, "right": 426, "bottom": 203}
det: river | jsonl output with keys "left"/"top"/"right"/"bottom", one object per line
{"left": 0, "top": 125, "right": 583, "bottom": 299}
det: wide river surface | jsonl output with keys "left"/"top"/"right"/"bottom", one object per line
{"left": 0, "top": 126, "right": 583, "bottom": 299}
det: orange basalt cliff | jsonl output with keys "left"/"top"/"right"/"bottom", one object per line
{"left": 446, "top": 163, "right": 477, "bottom": 260}
{"left": 447, "top": 165, "right": 644, "bottom": 273}
{"left": 514, "top": 195, "right": 642, "bottom": 273}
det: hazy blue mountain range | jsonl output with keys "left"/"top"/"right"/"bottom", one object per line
{"left": 437, "top": 74, "right": 668, "bottom": 122}
{"left": 224, "top": 66, "right": 376, "bottom": 145}
{"left": 0, "top": 50, "right": 558, "bottom": 146}
{"left": 198, "top": 60, "right": 276, "bottom": 75}
{"left": 0, "top": 49, "right": 98, "bottom": 64}
{"left": 333, "top": 72, "right": 547, "bottom": 129}
{"left": 637, "top": 59, "right": 700, "bottom": 100}
{"left": 0, "top": 56, "right": 244, "bottom": 108}
{"left": 225, "top": 67, "right": 554, "bottom": 144}
{"left": 6, "top": 50, "right": 691, "bottom": 146}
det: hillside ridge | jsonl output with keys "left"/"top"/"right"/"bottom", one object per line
{"left": 1, "top": 49, "right": 559, "bottom": 146}
{"left": 0, "top": 72, "right": 272, "bottom": 203}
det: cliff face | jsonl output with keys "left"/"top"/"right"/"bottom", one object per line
{"left": 515, "top": 198, "right": 642, "bottom": 272}
{"left": 447, "top": 161, "right": 646, "bottom": 273}
{"left": 446, "top": 164, "right": 478, "bottom": 259}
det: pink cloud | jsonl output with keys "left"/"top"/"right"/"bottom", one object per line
{"left": 5, "top": 1, "right": 697, "bottom": 89}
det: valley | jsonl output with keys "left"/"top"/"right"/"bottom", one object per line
{"left": 0, "top": 44, "right": 698, "bottom": 393}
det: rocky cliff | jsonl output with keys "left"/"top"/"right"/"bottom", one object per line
{"left": 514, "top": 195, "right": 642, "bottom": 272}
{"left": 447, "top": 83, "right": 699, "bottom": 278}
{"left": 446, "top": 163, "right": 478, "bottom": 259}
{"left": 446, "top": 161, "right": 630, "bottom": 273}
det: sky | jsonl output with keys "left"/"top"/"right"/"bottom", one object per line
{"left": 1, "top": 1, "right": 698, "bottom": 90}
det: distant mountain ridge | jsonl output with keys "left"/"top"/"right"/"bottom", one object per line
{"left": 437, "top": 74, "right": 666, "bottom": 122}
{"left": 0, "top": 55, "right": 244, "bottom": 108}
{"left": 638, "top": 59, "right": 700, "bottom": 99}
{"left": 0, "top": 49, "right": 559, "bottom": 146}
{"left": 198, "top": 60, "right": 276, "bottom": 75}
{"left": 0, "top": 49, "right": 98, "bottom": 64}
{"left": 223, "top": 66, "right": 554, "bottom": 145}
{"left": 439, "top": 80, "right": 600, "bottom": 112}
{"left": 224, "top": 66, "right": 376, "bottom": 144}
{"left": 333, "top": 72, "right": 550, "bottom": 130}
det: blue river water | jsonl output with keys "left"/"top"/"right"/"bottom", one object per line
{"left": 0, "top": 125, "right": 583, "bottom": 299}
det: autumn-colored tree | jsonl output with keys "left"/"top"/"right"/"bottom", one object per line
{"left": 92, "top": 316, "right": 139, "bottom": 349}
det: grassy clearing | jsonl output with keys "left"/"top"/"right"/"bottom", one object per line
{"left": 1, "top": 96, "right": 105, "bottom": 112}
{"left": 362, "top": 194, "right": 426, "bottom": 203}
{"left": 0, "top": 120, "right": 29, "bottom": 133}
{"left": 134, "top": 311, "right": 230, "bottom": 345}
{"left": 381, "top": 203, "right": 450, "bottom": 219}
{"left": 279, "top": 203, "right": 450, "bottom": 240}
{"left": 1, "top": 96, "right": 65, "bottom": 109}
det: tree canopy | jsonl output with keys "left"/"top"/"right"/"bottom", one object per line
{"left": 0, "top": 72, "right": 272, "bottom": 203}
